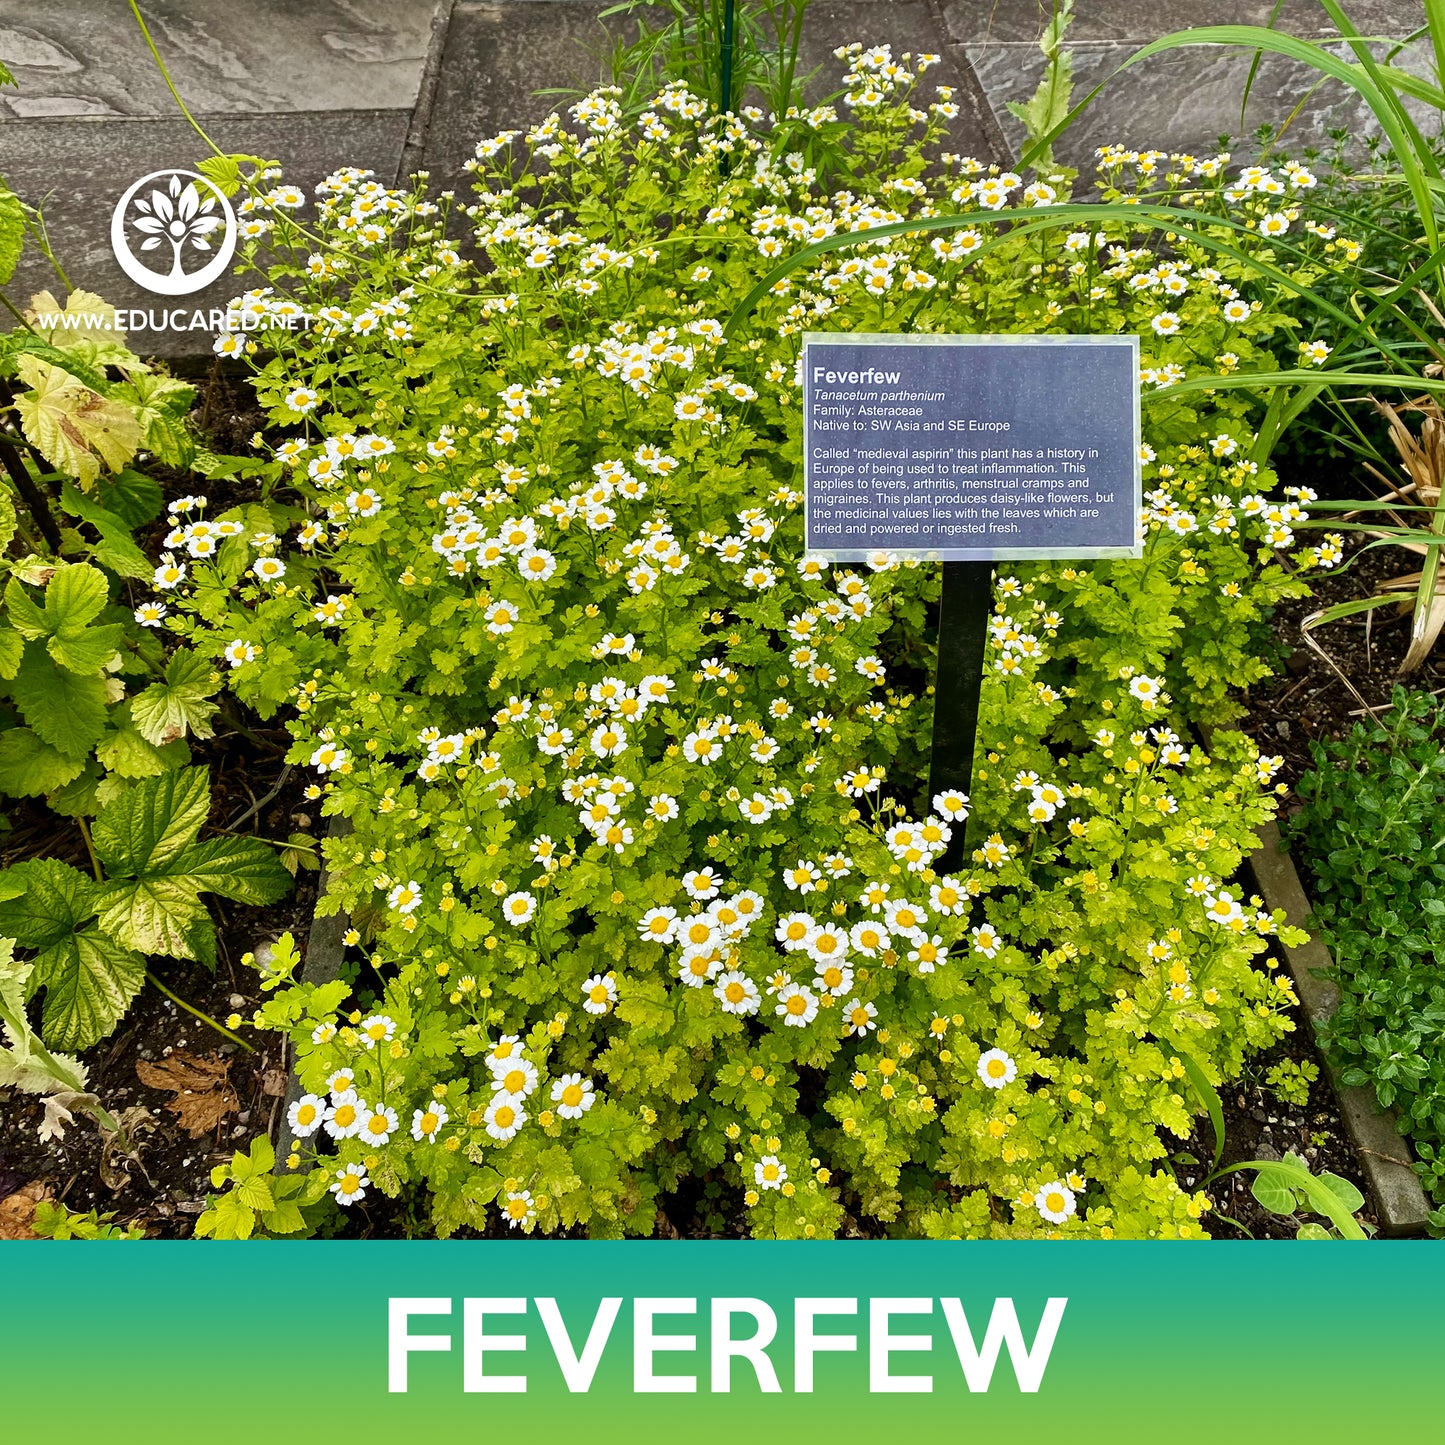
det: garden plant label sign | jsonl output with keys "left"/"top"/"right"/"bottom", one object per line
{"left": 802, "top": 333, "right": 1142, "bottom": 867}
{"left": 802, "top": 332, "right": 1141, "bottom": 561}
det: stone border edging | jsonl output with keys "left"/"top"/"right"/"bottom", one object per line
{"left": 1246, "top": 819, "right": 1432, "bottom": 1237}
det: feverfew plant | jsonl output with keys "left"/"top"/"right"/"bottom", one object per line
{"left": 165, "top": 46, "right": 1347, "bottom": 1238}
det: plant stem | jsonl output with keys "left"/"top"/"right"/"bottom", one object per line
{"left": 126, "top": 0, "right": 224, "bottom": 157}
{"left": 76, "top": 819, "right": 104, "bottom": 884}
{"left": 146, "top": 970, "right": 256, "bottom": 1053}
{"left": 0, "top": 424, "right": 63, "bottom": 553}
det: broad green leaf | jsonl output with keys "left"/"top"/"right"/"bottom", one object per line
{"left": 0, "top": 727, "right": 86, "bottom": 797}
{"left": 31, "top": 925, "right": 146, "bottom": 1050}
{"left": 92, "top": 765, "right": 210, "bottom": 876}
{"left": 4, "top": 578, "right": 49, "bottom": 640}
{"left": 175, "top": 836, "right": 293, "bottom": 907}
{"left": 0, "top": 183, "right": 22, "bottom": 288}
{"left": 129, "top": 648, "right": 219, "bottom": 744}
{"left": 48, "top": 621, "right": 124, "bottom": 675}
{"left": 94, "top": 720, "right": 171, "bottom": 779}
{"left": 8, "top": 643, "right": 109, "bottom": 758}
{"left": 12, "top": 354, "right": 142, "bottom": 489}
{"left": 0, "top": 625, "right": 23, "bottom": 679}
{"left": 0, "top": 486, "right": 16, "bottom": 553}
{"left": 44, "top": 562, "right": 109, "bottom": 634}
{"left": 1296, "top": 1222, "right": 1336, "bottom": 1240}
{"left": 1249, "top": 1166, "right": 1298, "bottom": 1216}
{"left": 24, "top": 289, "right": 137, "bottom": 372}
{"left": 45, "top": 766, "right": 102, "bottom": 818}
{"left": 96, "top": 468, "right": 164, "bottom": 529}
{"left": 0, "top": 857, "right": 96, "bottom": 951}
{"left": 1317, "top": 1171, "right": 1366, "bottom": 1215}
{"left": 0, "top": 873, "right": 26, "bottom": 903}
{"left": 58, "top": 484, "right": 151, "bottom": 580}
{"left": 194, "top": 1189, "right": 255, "bottom": 1240}
{"left": 96, "top": 875, "right": 207, "bottom": 959}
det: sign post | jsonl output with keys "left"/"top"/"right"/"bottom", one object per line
{"left": 802, "top": 333, "right": 1142, "bottom": 874}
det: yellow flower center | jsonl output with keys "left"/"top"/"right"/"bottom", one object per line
{"left": 725, "top": 982, "right": 746, "bottom": 1003}
{"left": 494, "top": 1106, "right": 515, "bottom": 1129}
{"left": 786, "top": 995, "right": 808, "bottom": 1016}
{"left": 561, "top": 1084, "right": 584, "bottom": 1108}
{"left": 503, "top": 1069, "right": 526, "bottom": 1093}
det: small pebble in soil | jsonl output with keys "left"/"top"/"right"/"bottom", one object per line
{"left": 229, "top": 995, "right": 246, "bottom": 1009}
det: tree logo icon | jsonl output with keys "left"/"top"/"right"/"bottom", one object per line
{"left": 109, "top": 169, "right": 237, "bottom": 297}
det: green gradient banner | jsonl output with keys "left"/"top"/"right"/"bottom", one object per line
{"left": 2, "top": 1242, "right": 1438, "bottom": 1443}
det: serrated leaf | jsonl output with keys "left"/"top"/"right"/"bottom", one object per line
{"left": 58, "top": 483, "right": 152, "bottom": 580}
{"left": 96, "top": 469, "right": 164, "bottom": 529}
{"left": 12, "top": 354, "right": 142, "bottom": 489}
{"left": 24, "top": 289, "right": 136, "bottom": 371}
{"left": 92, "top": 765, "right": 208, "bottom": 876}
{"left": 45, "top": 765, "right": 102, "bottom": 818}
{"left": 0, "top": 857, "right": 95, "bottom": 950}
{"left": 44, "top": 562, "right": 109, "bottom": 634}
{"left": 0, "top": 727, "right": 86, "bottom": 797}
{"left": 4, "top": 579, "right": 48, "bottom": 640}
{"left": 94, "top": 720, "right": 170, "bottom": 780}
{"left": 48, "top": 621, "right": 124, "bottom": 675}
{"left": 0, "top": 184, "right": 22, "bottom": 288}
{"left": 0, "top": 625, "right": 23, "bottom": 679}
{"left": 8, "top": 642, "right": 109, "bottom": 758}
{"left": 129, "top": 648, "right": 219, "bottom": 744}
{"left": 0, "top": 486, "right": 16, "bottom": 554}
{"left": 233, "top": 1172, "right": 275, "bottom": 1213}
{"left": 194, "top": 1189, "right": 256, "bottom": 1240}
{"left": 30, "top": 925, "right": 144, "bottom": 1050}
{"left": 96, "top": 875, "right": 207, "bottom": 958}
{"left": 175, "top": 836, "right": 293, "bottom": 906}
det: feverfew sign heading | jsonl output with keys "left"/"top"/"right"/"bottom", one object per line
{"left": 802, "top": 333, "right": 1142, "bottom": 561}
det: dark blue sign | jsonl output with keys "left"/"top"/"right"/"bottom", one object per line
{"left": 802, "top": 334, "right": 1141, "bottom": 561}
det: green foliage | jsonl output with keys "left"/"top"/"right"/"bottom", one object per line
{"left": 1289, "top": 686, "right": 1445, "bottom": 1226}
{"left": 194, "top": 1135, "right": 327, "bottom": 1239}
{"left": 1264, "top": 1058, "right": 1319, "bottom": 1109}
{"left": 1005, "top": 0, "right": 1075, "bottom": 174}
{"left": 153, "top": 52, "right": 1363, "bottom": 1239}
{"left": 1244, "top": 1149, "right": 1368, "bottom": 1239}
{"left": 0, "top": 768, "right": 290, "bottom": 1047}
{"left": 30, "top": 1200, "right": 146, "bottom": 1239}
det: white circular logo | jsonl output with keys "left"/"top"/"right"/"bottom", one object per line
{"left": 110, "top": 169, "right": 237, "bottom": 297}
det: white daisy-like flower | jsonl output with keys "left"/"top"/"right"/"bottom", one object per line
{"left": 358, "top": 1014, "right": 396, "bottom": 1048}
{"left": 775, "top": 981, "right": 819, "bottom": 1027}
{"left": 485, "top": 1092, "right": 527, "bottom": 1142}
{"left": 411, "top": 1101, "right": 449, "bottom": 1141}
{"left": 550, "top": 1073, "right": 596, "bottom": 1118}
{"left": 582, "top": 973, "right": 618, "bottom": 1014}
{"left": 1035, "top": 1180, "right": 1077, "bottom": 1225}
{"left": 754, "top": 1155, "right": 788, "bottom": 1190}
{"left": 330, "top": 1163, "right": 369, "bottom": 1204}
{"left": 387, "top": 881, "right": 422, "bottom": 914}
{"left": 359, "top": 1101, "right": 399, "bottom": 1145}
{"left": 287, "top": 1093, "right": 324, "bottom": 1137}
{"left": 713, "top": 969, "right": 760, "bottom": 1015}
{"left": 977, "top": 1047, "right": 1017, "bottom": 1089}
{"left": 502, "top": 891, "right": 536, "bottom": 926}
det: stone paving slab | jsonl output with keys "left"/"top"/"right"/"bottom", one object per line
{"left": 944, "top": 0, "right": 1427, "bottom": 44}
{"left": 0, "top": 0, "right": 439, "bottom": 117}
{"left": 956, "top": 0, "right": 1434, "bottom": 170}
{"left": 417, "top": 0, "right": 1006, "bottom": 195}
